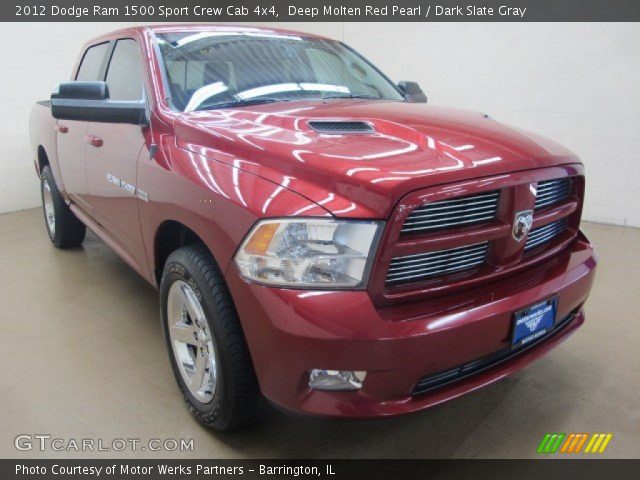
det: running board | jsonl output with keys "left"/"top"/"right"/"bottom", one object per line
{"left": 68, "top": 203, "right": 154, "bottom": 285}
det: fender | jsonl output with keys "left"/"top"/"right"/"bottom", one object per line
{"left": 138, "top": 142, "right": 331, "bottom": 287}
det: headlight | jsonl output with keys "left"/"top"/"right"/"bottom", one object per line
{"left": 234, "top": 218, "right": 382, "bottom": 289}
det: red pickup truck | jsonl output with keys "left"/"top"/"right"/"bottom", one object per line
{"left": 29, "top": 24, "right": 597, "bottom": 431}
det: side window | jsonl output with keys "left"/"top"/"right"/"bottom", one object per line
{"left": 105, "top": 39, "right": 144, "bottom": 101}
{"left": 75, "top": 42, "right": 109, "bottom": 81}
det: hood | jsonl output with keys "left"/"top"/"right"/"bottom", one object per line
{"left": 174, "top": 100, "right": 579, "bottom": 218}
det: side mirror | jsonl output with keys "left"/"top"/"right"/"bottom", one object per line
{"left": 398, "top": 81, "right": 427, "bottom": 103}
{"left": 51, "top": 81, "right": 147, "bottom": 125}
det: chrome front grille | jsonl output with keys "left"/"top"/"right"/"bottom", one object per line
{"left": 402, "top": 190, "right": 500, "bottom": 234}
{"left": 386, "top": 242, "right": 489, "bottom": 285}
{"left": 524, "top": 219, "right": 566, "bottom": 251}
{"left": 382, "top": 174, "right": 581, "bottom": 294}
{"left": 535, "top": 178, "right": 572, "bottom": 210}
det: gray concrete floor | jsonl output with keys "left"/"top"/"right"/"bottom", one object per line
{"left": 0, "top": 208, "right": 638, "bottom": 459}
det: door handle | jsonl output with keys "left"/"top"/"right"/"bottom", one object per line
{"left": 86, "top": 135, "right": 103, "bottom": 147}
{"left": 56, "top": 124, "right": 68, "bottom": 134}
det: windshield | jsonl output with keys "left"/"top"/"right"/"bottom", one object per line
{"left": 155, "top": 30, "right": 405, "bottom": 112}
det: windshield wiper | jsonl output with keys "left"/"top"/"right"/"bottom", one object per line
{"left": 194, "top": 97, "right": 290, "bottom": 111}
{"left": 320, "top": 94, "right": 381, "bottom": 100}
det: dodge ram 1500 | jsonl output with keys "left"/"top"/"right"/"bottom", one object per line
{"left": 29, "top": 24, "right": 597, "bottom": 431}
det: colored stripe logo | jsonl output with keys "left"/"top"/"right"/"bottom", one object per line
{"left": 537, "top": 433, "right": 612, "bottom": 454}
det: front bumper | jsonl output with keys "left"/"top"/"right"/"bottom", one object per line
{"left": 224, "top": 231, "right": 596, "bottom": 417}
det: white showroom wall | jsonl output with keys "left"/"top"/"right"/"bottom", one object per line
{"left": 2, "top": 22, "right": 639, "bottom": 228}
{"left": 1, "top": 23, "right": 131, "bottom": 213}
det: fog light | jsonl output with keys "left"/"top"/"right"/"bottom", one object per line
{"left": 308, "top": 370, "right": 366, "bottom": 391}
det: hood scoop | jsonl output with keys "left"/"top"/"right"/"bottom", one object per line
{"left": 308, "top": 120, "right": 375, "bottom": 135}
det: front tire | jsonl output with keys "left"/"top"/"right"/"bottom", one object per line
{"left": 160, "top": 244, "right": 270, "bottom": 431}
{"left": 40, "top": 165, "right": 86, "bottom": 248}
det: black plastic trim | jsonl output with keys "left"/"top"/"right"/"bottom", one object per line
{"left": 50, "top": 98, "right": 147, "bottom": 125}
{"left": 309, "top": 120, "right": 375, "bottom": 134}
{"left": 412, "top": 309, "right": 579, "bottom": 396}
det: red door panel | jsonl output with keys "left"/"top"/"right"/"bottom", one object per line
{"left": 55, "top": 120, "right": 92, "bottom": 212}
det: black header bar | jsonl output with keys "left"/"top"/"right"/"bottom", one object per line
{"left": 5, "top": 0, "right": 640, "bottom": 22}
{"left": 3, "top": 459, "right": 640, "bottom": 480}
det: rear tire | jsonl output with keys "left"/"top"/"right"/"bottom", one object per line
{"left": 40, "top": 165, "right": 86, "bottom": 248}
{"left": 160, "top": 244, "right": 271, "bottom": 431}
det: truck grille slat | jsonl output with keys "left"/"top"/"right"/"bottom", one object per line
{"left": 410, "top": 194, "right": 500, "bottom": 210}
{"left": 537, "top": 178, "right": 568, "bottom": 189}
{"left": 387, "top": 263, "right": 484, "bottom": 283}
{"left": 388, "top": 244, "right": 488, "bottom": 266}
{"left": 402, "top": 215, "right": 497, "bottom": 232}
{"left": 535, "top": 178, "right": 572, "bottom": 210}
{"left": 524, "top": 219, "right": 566, "bottom": 251}
{"left": 535, "top": 194, "right": 570, "bottom": 209}
{"left": 402, "top": 191, "right": 499, "bottom": 234}
{"left": 537, "top": 184, "right": 571, "bottom": 196}
{"left": 386, "top": 242, "right": 488, "bottom": 285}
{"left": 536, "top": 189, "right": 571, "bottom": 204}
{"left": 536, "top": 186, "right": 571, "bottom": 199}
{"left": 403, "top": 213, "right": 500, "bottom": 230}
{"left": 405, "top": 207, "right": 500, "bottom": 221}
{"left": 388, "top": 252, "right": 487, "bottom": 275}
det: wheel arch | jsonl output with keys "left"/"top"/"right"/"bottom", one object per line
{"left": 153, "top": 219, "right": 217, "bottom": 286}
{"left": 37, "top": 145, "right": 50, "bottom": 175}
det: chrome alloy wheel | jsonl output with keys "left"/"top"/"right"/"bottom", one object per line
{"left": 42, "top": 178, "right": 56, "bottom": 236}
{"left": 167, "top": 280, "right": 219, "bottom": 403}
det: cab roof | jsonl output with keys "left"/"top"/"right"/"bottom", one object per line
{"left": 90, "top": 24, "right": 329, "bottom": 42}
